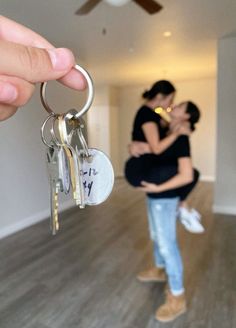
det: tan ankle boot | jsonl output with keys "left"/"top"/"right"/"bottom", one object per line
{"left": 137, "top": 267, "right": 166, "bottom": 282}
{"left": 155, "top": 290, "right": 187, "bottom": 322}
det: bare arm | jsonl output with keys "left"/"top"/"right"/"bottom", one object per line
{"left": 142, "top": 121, "right": 178, "bottom": 155}
{"left": 128, "top": 141, "right": 151, "bottom": 157}
{"left": 129, "top": 119, "right": 191, "bottom": 157}
{"left": 138, "top": 157, "right": 193, "bottom": 193}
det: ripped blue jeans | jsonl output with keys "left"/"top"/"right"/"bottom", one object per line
{"left": 146, "top": 196, "right": 184, "bottom": 294}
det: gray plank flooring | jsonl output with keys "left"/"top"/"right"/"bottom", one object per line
{"left": 0, "top": 179, "right": 235, "bottom": 328}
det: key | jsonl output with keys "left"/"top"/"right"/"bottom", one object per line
{"left": 50, "top": 182, "right": 59, "bottom": 235}
{"left": 67, "top": 117, "right": 87, "bottom": 208}
{"left": 70, "top": 113, "right": 114, "bottom": 206}
{"left": 48, "top": 115, "right": 70, "bottom": 195}
{"left": 58, "top": 146, "right": 70, "bottom": 194}
{"left": 46, "top": 145, "right": 61, "bottom": 234}
{"left": 57, "top": 115, "right": 85, "bottom": 208}
{"left": 67, "top": 114, "right": 91, "bottom": 208}
{"left": 40, "top": 63, "right": 96, "bottom": 235}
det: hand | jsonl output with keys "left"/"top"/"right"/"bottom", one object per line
{"left": 169, "top": 120, "right": 191, "bottom": 136}
{"left": 128, "top": 141, "right": 151, "bottom": 157}
{"left": 0, "top": 16, "right": 87, "bottom": 121}
{"left": 137, "top": 181, "right": 160, "bottom": 193}
{"left": 177, "top": 121, "right": 191, "bottom": 136}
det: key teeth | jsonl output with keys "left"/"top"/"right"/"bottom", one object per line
{"left": 51, "top": 192, "right": 59, "bottom": 234}
{"left": 74, "top": 195, "right": 85, "bottom": 208}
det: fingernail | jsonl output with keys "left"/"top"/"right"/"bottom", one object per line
{"left": 0, "top": 82, "right": 18, "bottom": 103}
{"left": 47, "top": 48, "right": 75, "bottom": 71}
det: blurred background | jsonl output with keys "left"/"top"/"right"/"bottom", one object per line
{"left": 0, "top": 0, "right": 236, "bottom": 238}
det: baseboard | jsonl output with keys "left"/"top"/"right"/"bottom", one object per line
{"left": 115, "top": 173, "right": 125, "bottom": 179}
{"left": 213, "top": 205, "right": 236, "bottom": 215}
{"left": 0, "top": 199, "right": 75, "bottom": 240}
{"left": 200, "top": 175, "right": 215, "bottom": 182}
{"left": 116, "top": 174, "right": 215, "bottom": 182}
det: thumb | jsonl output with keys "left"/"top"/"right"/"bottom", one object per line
{"left": 0, "top": 40, "right": 75, "bottom": 83}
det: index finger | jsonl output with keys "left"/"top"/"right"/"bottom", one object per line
{"left": 0, "top": 15, "right": 53, "bottom": 48}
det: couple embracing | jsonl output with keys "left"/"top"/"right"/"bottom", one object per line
{"left": 125, "top": 80, "right": 204, "bottom": 323}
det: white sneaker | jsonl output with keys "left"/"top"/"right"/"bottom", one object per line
{"left": 190, "top": 208, "right": 201, "bottom": 220}
{"left": 178, "top": 207, "right": 205, "bottom": 234}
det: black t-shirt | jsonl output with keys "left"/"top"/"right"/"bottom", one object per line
{"left": 132, "top": 105, "right": 168, "bottom": 141}
{"left": 155, "top": 135, "right": 190, "bottom": 166}
{"left": 145, "top": 136, "right": 191, "bottom": 198}
{"left": 131, "top": 105, "right": 190, "bottom": 166}
{"left": 129, "top": 105, "right": 191, "bottom": 198}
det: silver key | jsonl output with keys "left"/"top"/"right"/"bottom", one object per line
{"left": 46, "top": 145, "right": 61, "bottom": 235}
{"left": 58, "top": 114, "right": 85, "bottom": 208}
{"left": 58, "top": 146, "right": 70, "bottom": 194}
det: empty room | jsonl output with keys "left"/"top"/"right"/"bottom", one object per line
{"left": 0, "top": 1, "right": 236, "bottom": 327}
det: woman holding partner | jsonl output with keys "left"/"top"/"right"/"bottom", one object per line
{"left": 125, "top": 80, "right": 204, "bottom": 233}
{"left": 124, "top": 80, "right": 203, "bottom": 322}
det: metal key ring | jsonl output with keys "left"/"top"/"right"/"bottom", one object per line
{"left": 50, "top": 115, "right": 62, "bottom": 147}
{"left": 40, "top": 64, "right": 94, "bottom": 119}
{"left": 62, "top": 108, "right": 91, "bottom": 157}
{"left": 77, "top": 126, "right": 90, "bottom": 158}
{"left": 41, "top": 113, "right": 58, "bottom": 148}
{"left": 41, "top": 114, "right": 66, "bottom": 148}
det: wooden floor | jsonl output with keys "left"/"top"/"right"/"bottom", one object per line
{"left": 0, "top": 179, "right": 235, "bottom": 328}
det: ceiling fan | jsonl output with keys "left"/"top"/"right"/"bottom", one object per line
{"left": 75, "top": 0, "right": 163, "bottom": 15}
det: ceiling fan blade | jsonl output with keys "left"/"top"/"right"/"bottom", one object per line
{"left": 75, "top": 0, "right": 102, "bottom": 15}
{"left": 133, "top": 0, "right": 163, "bottom": 14}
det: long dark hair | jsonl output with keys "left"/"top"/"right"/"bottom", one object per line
{"left": 142, "top": 80, "right": 176, "bottom": 100}
{"left": 186, "top": 101, "right": 201, "bottom": 131}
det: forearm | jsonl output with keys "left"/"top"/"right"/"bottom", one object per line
{"left": 153, "top": 173, "right": 193, "bottom": 193}
{"left": 150, "top": 133, "right": 178, "bottom": 155}
{"left": 142, "top": 122, "right": 178, "bottom": 156}
{"left": 129, "top": 141, "right": 151, "bottom": 157}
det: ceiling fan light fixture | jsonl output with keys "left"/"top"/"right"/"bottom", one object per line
{"left": 163, "top": 31, "right": 172, "bottom": 37}
{"left": 75, "top": 0, "right": 163, "bottom": 15}
{"left": 104, "top": 0, "right": 131, "bottom": 7}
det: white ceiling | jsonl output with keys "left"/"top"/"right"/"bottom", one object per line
{"left": 1, "top": 0, "right": 236, "bottom": 85}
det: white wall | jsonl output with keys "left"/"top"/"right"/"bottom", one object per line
{"left": 87, "top": 86, "right": 110, "bottom": 156}
{"left": 0, "top": 82, "right": 87, "bottom": 239}
{"left": 175, "top": 78, "right": 216, "bottom": 181}
{"left": 109, "top": 87, "right": 120, "bottom": 175}
{"left": 117, "top": 85, "right": 146, "bottom": 175}
{"left": 214, "top": 36, "right": 236, "bottom": 215}
{"left": 117, "top": 78, "right": 216, "bottom": 180}
{"left": 87, "top": 85, "right": 120, "bottom": 174}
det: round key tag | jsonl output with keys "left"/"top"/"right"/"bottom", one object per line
{"left": 79, "top": 148, "right": 114, "bottom": 205}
